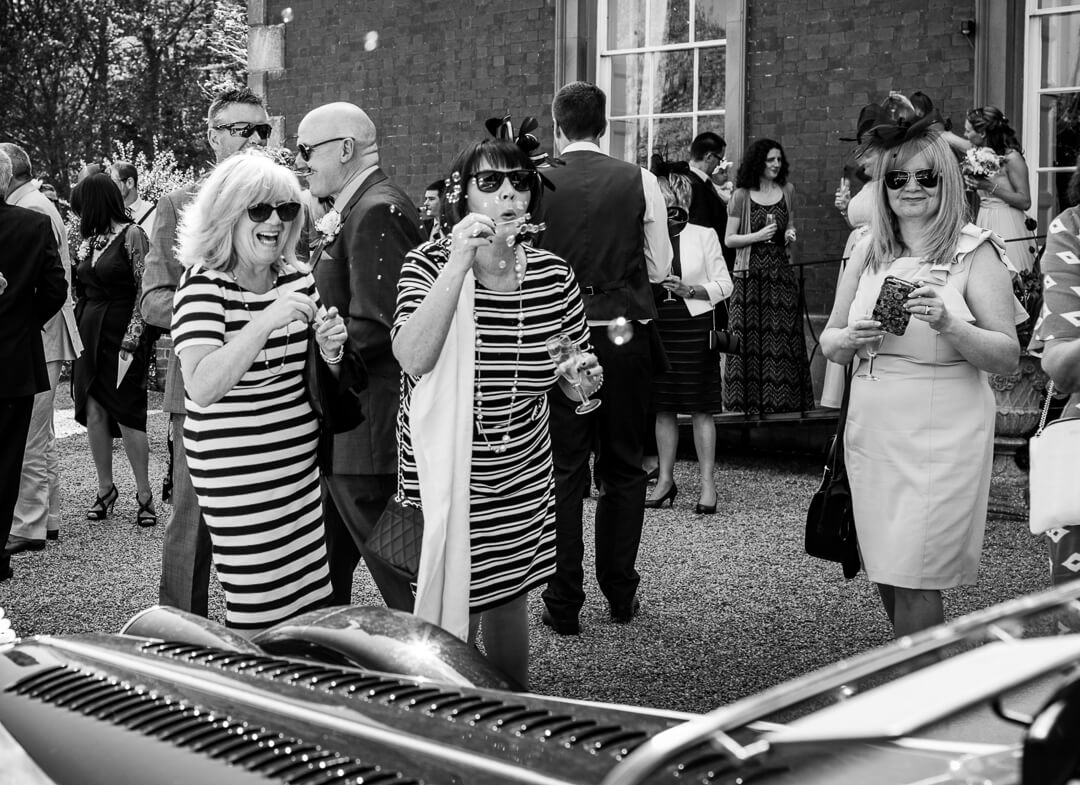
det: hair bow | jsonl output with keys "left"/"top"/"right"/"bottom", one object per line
{"left": 484, "top": 113, "right": 557, "bottom": 189}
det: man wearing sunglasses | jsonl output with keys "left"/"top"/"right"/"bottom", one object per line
{"left": 139, "top": 86, "right": 270, "bottom": 619}
{"left": 535, "top": 81, "right": 673, "bottom": 635}
{"left": 295, "top": 101, "right": 421, "bottom": 612}
{"left": 688, "top": 132, "right": 736, "bottom": 272}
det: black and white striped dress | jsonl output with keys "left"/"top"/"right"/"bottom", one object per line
{"left": 172, "top": 264, "right": 332, "bottom": 631}
{"left": 393, "top": 242, "right": 589, "bottom": 613}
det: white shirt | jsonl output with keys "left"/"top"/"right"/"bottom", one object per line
{"left": 130, "top": 197, "right": 155, "bottom": 240}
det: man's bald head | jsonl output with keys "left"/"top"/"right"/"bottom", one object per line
{"left": 296, "top": 102, "right": 379, "bottom": 199}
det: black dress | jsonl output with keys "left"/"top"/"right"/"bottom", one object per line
{"left": 73, "top": 224, "right": 149, "bottom": 436}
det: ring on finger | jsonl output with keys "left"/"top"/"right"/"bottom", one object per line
{"left": 924, "top": 305, "right": 930, "bottom": 315}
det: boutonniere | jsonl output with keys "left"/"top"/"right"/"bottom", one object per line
{"left": 313, "top": 209, "right": 342, "bottom": 248}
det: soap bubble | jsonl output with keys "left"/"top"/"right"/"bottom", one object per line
{"left": 607, "top": 316, "right": 634, "bottom": 346}
{"left": 281, "top": 7, "right": 293, "bottom": 22}
{"left": 364, "top": 30, "right": 379, "bottom": 51}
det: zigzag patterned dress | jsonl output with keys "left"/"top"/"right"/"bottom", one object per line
{"left": 723, "top": 198, "right": 815, "bottom": 414}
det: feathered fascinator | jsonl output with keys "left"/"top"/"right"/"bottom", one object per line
{"left": 485, "top": 114, "right": 558, "bottom": 189}
{"left": 856, "top": 91, "right": 946, "bottom": 152}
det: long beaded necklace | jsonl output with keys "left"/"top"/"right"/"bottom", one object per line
{"left": 230, "top": 269, "right": 289, "bottom": 376}
{"left": 474, "top": 246, "right": 526, "bottom": 454}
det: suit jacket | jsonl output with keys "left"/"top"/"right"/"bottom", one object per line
{"left": 7, "top": 181, "right": 82, "bottom": 362}
{"left": 140, "top": 182, "right": 200, "bottom": 415}
{"left": 687, "top": 172, "right": 735, "bottom": 271}
{"left": 0, "top": 201, "right": 67, "bottom": 398}
{"left": 312, "top": 167, "right": 422, "bottom": 477}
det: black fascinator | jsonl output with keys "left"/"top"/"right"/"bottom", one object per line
{"left": 485, "top": 113, "right": 559, "bottom": 188}
{"left": 858, "top": 91, "right": 943, "bottom": 152}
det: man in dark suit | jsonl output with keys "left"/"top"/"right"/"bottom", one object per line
{"left": 535, "top": 82, "right": 672, "bottom": 634}
{"left": 296, "top": 102, "right": 421, "bottom": 609}
{"left": 687, "top": 131, "right": 735, "bottom": 271}
{"left": 0, "top": 149, "right": 68, "bottom": 581}
{"left": 140, "top": 86, "right": 271, "bottom": 616}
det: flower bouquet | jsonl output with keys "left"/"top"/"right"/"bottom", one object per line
{"left": 961, "top": 146, "right": 1003, "bottom": 180}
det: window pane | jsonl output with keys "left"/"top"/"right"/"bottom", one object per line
{"left": 655, "top": 50, "right": 693, "bottom": 114}
{"left": 652, "top": 116, "right": 694, "bottom": 163}
{"left": 698, "top": 46, "right": 726, "bottom": 110}
{"left": 1040, "top": 12, "right": 1080, "bottom": 89}
{"left": 1035, "top": 171, "right": 1074, "bottom": 232}
{"left": 610, "top": 118, "right": 649, "bottom": 166}
{"left": 608, "top": 54, "right": 648, "bottom": 117}
{"left": 1038, "top": 0, "right": 1080, "bottom": 9}
{"left": 607, "top": 0, "right": 645, "bottom": 50}
{"left": 648, "top": 0, "right": 690, "bottom": 47}
{"left": 1037, "top": 92, "right": 1080, "bottom": 169}
{"left": 694, "top": 0, "right": 729, "bottom": 41}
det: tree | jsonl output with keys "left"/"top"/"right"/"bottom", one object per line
{"left": 0, "top": 0, "right": 246, "bottom": 195}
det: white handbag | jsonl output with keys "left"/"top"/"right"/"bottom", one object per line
{"left": 1029, "top": 381, "right": 1080, "bottom": 534}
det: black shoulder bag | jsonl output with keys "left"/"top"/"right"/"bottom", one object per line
{"left": 805, "top": 363, "right": 860, "bottom": 579}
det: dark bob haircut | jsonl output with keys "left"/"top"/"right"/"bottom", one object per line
{"left": 442, "top": 138, "right": 543, "bottom": 227}
{"left": 70, "top": 173, "right": 130, "bottom": 238}
{"left": 735, "top": 138, "right": 790, "bottom": 190}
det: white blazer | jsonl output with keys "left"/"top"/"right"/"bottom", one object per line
{"left": 676, "top": 223, "right": 734, "bottom": 316}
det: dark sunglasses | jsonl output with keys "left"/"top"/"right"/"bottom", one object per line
{"left": 471, "top": 169, "right": 537, "bottom": 193}
{"left": 884, "top": 168, "right": 939, "bottom": 190}
{"left": 296, "top": 137, "right": 351, "bottom": 162}
{"left": 247, "top": 202, "right": 302, "bottom": 223}
{"left": 213, "top": 122, "right": 272, "bottom": 140}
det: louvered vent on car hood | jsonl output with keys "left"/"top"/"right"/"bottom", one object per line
{"left": 143, "top": 641, "right": 653, "bottom": 761}
{"left": 7, "top": 664, "right": 420, "bottom": 785}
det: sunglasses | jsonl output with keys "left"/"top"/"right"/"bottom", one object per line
{"left": 884, "top": 168, "right": 940, "bottom": 190}
{"left": 247, "top": 202, "right": 302, "bottom": 223}
{"left": 213, "top": 122, "right": 272, "bottom": 140}
{"left": 471, "top": 169, "right": 537, "bottom": 193}
{"left": 296, "top": 137, "right": 351, "bottom": 162}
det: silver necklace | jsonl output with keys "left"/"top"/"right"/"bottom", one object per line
{"left": 231, "top": 271, "right": 288, "bottom": 375}
{"left": 474, "top": 246, "right": 526, "bottom": 454}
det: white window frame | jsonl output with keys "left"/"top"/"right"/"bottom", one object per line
{"left": 595, "top": 0, "right": 745, "bottom": 163}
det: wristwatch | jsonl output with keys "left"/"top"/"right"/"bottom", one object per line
{"left": 687, "top": 286, "right": 697, "bottom": 299}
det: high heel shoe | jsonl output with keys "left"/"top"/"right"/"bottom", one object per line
{"left": 136, "top": 492, "right": 157, "bottom": 527}
{"left": 695, "top": 502, "right": 717, "bottom": 515}
{"left": 86, "top": 485, "right": 118, "bottom": 520}
{"left": 644, "top": 482, "right": 677, "bottom": 509}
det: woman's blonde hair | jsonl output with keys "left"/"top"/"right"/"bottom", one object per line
{"left": 177, "top": 151, "right": 306, "bottom": 272}
{"left": 867, "top": 130, "right": 966, "bottom": 271}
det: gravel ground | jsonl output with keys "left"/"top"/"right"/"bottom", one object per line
{"left": 0, "top": 387, "right": 1049, "bottom": 714}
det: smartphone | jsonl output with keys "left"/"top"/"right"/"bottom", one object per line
{"left": 871, "top": 275, "right": 918, "bottom": 335}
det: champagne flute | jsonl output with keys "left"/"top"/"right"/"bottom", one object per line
{"left": 545, "top": 333, "right": 601, "bottom": 414}
{"left": 859, "top": 334, "right": 885, "bottom": 381}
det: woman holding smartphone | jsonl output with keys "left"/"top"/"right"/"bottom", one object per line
{"left": 820, "top": 122, "right": 1022, "bottom": 637}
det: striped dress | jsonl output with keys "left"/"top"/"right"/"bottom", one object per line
{"left": 172, "top": 264, "right": 332, "bottom": 631}
{"left": 393, "top": 242, "right": 589, "bottom": 613}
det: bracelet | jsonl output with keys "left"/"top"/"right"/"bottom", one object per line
{"left": 320, "top": 346, "right": 344, "bottom": 365}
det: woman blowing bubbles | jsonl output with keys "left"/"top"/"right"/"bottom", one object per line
{"left": 392, "top": 134, "right": 600, "bottom": 687}
{"left": 171, "top": 151, "right": 347, "bottom": 634}
{"left": 821, "top": 115, "right": 1023, "bottom": 637}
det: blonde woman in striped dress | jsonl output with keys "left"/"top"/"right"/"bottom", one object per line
{"left": 171, "top": 152, "right": 347, "bottom": 633}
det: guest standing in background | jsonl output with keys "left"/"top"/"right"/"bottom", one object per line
{"left": 534, "top": 81, "right": 671, "bottom": 636}
{"left": 687, "top": 132, "right": 735, "bottom": 271}
{"left": 70, "top": 174, "right": 156, "bottom": 527}
{"left": 724, "top": 139, "right": 813, "bottom": 414}
{"left": 821, "top": 125, "right": 1022, "bottom": 637}
{"left": 0, "top": 148, "right": 67, "bottom": 582}
{"left": 646, "top": 166, "right": 732, "bottom": 514}
{"left": 945, "top": 106, "right": 1035, "bottom": 272}
{"left": 172, "top": 152, "right": 346, "bottom": 633}
{"left": 140, "top": 86, "right": 271, "bottom": 617}
{"left": 0, "top": 143, "right": 82, "bottom": 553}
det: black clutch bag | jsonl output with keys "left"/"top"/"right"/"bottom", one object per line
{"left": 707, "top": 304, "right": 741, "bottom": 355}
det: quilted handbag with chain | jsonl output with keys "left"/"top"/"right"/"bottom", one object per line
{"left": 368, "top": 495, "right": 424, "bottom": 580}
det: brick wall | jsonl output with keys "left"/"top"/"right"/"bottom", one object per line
{"left": 745, "top": 0, "right": 976, "bottom": 313}
{"left": 261, "top": 0, "right": 559, "bottom": 201}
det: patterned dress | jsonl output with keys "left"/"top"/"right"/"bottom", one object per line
{"left": 723, "top": 198, "right": 814, "bottom": 414}
{"left": 1030, "top": 207, "right": 1080, "bottom": 586}
{"left": 393, "top": 242, "right": 589, "bottom": 613}
{"left": 172, "top": 265, "right": 332, "bottom": 631}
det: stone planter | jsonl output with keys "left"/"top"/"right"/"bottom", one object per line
{"left": 987, "top": 354, "right": 1049, "bottom": 520}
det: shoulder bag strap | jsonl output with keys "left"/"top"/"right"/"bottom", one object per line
{"left": 1036, "top": 380, "right": 1056, "bottom": 437}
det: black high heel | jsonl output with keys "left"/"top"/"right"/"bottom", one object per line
{"left": 644, "top": 482, "right": 677, "bottom": 509}
{"left": 86, "top": 485, "right": 118, "bottom": 520}
{"left": 136, "top": 492, "right": 157, "bottom": 527}
{"left": 695, "top": 502, "right": 717, "bottom": 515}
